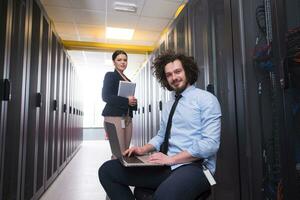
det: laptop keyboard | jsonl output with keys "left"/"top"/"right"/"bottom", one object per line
{"left": 123, "top": 156, "right": 143, "bottom": 163}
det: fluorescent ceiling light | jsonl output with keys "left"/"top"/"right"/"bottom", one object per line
{"left": 114, "top": 2, "right": 137, "bottom": 13}
{"left": 106, "top": 27, "right": 134, "bottom": 40}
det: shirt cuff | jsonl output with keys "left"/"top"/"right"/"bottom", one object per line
{"left": 148, "top": 138, "right": 161, "bottom": 151}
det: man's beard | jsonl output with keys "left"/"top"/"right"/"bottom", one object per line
{"left": 174, "top": 82, "right": 188, "bottom": 94}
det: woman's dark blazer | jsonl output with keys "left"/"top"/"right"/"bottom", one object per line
{"left": 102, "top": 70, "right": 137, "bottom": 118}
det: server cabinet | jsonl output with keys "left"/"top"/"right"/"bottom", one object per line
{"left": 155, "top": 48, "right": 163, "bottom": 126}
{"left": 65, "top": 60, "right": 70, "bottom": 161}
{"left": 142, "top": 67, "right": 146, "bottom": 145}
{"left": 175, "top": 8, "right": 189, "bottom": 55}
{"left": 54, "top": 43, "right": 63, "bottom": 176}
{"left": 0, "top": 0, "right": 11, "bottom": 198}
{"left": 69, "top": 65, "right": 74, "bottom": 158}
{"left": 36, "top": 14, "right": 50, "bottom": 197}
{"left": 2, "top": 0, "right": 28, "bottom": 199}
{"left": 235, "top": 1, "right": 270, "bottom": 198}
{"left": 139, "top": 71, "right": 143, "bottom": 146}
{"left": 188, "top": 1, "right": 241, "bottom": 199}
{"left": 144, "top": 63, "right": 149, "bottom": 144}
{"left": 166, "top": 8, "right": 188, "bottom": 55}
{"left": 230, "top": 0, "right": 289, "bottom": 199}
{"left": 57, "top": 45, "right": 63, "bottom": 170}
{"left": 23, "top": 1, "right": 42, "bottom": 199}
{"left": 133, "top": 73, "right": 139, "bottom": 146}
{"left": 132, "top": 87, "right": 137, "bottom": 146}
{"left": 46, "top": 32, "right": 58, "bottom": 187}
{"left": 65, "top": 61, "right": 70, "bottom": 162}
{"left": 68, "top": 66, "right": 73, "bottom": 158}
{"left": 59, "top": 52, "right": 67, "bottom": 171}
{"left": 150, "top": 55, "right": 159, "bottom": 137}
{"left": 159, "top": 41, "right": 165, "bottom": 53}
{"left": 271, "top": 0, "right": 300, "bottom": 199}
{"left": 188, "top": 0, "right": 210, "bottom": 89}
{"left": 148, "top": 61, "right": 153, "bottom": 140}
{"left": 167, "top": 29, "right": 175, "bottom": 51}
{"left": 138, "top": 73, "right": 142, "bottom": 146}
{"left": 1, "top": 0, "right": 83, "bottom": 199}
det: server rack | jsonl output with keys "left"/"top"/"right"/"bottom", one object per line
{"left": 37, "top": 14, "right": 51, "bottom": 198}
{"left": 46, "top": 31, "right": 58, "bottom": 187}
{"left": 49, "top": 32, "right": 63, "bottom": 178}
{"left": 23, "top": 1, "right": 43, "bottom": 199}
{"left": 2, "top": 0, "right": 28, "bottom": 198}
{"left": 0, "top": 0, "right": 11, "bottom": 198}
{"left": 126, "top": 0, "right": 300, "bottom": 199}
{"left": 132, "top": 0, "right": 240, "bottom": 199}
{"left": 0, "top": 0, "right": 83, "bottom": 199}
{"left": 270, "top": 0, "right": 300, "bottom": 199}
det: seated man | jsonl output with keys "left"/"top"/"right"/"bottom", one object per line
{"left": 98, "top": 51, "right": 222, "bottom": 200}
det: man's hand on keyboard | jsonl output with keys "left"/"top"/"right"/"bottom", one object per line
{"left": 123, "top": 146, "right": 145, "bottom": 157}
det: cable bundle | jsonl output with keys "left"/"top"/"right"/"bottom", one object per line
{"left": 253, "top": 4, "right": 274, "bottom": 72}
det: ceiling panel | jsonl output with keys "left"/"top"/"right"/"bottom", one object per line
{"left": 137, "top": 17, "right": 170, "bottom": 31}
{"left": 106, "top": 12, "right": 139, "bottom": 29}
{"left": 76, "top": 24, "right": 105, "bottom": 39}
{"left": 70, "top": 0, "right": 106, "bottom": 11}
{"left": 133, "top": 30, "right": 161, "bottom": 42}
{"left": 142, "top": 0, "right": 181, "bottom": 18}
{"left": 54, "top": 22, "right": 77, "bottom": 34}
{"left": 45, "top": 6, "right": 75, "bottom": 23}
{"left": 73, "top": 10, "right": 106, "bottom": 25}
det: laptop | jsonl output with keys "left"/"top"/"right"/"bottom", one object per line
{"left": 104, "top": 121, "right": 164, "bottom": 167}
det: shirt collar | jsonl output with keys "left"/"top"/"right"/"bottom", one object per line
{"left": 172, "top": 85, "right": 195, "bottom": 99}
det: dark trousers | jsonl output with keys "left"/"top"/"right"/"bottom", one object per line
{"left": 98, "top": 159, "right": 210, "bottom": 200}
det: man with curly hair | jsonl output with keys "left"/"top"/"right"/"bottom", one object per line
{"left": 99, "top": 51, "right": 222, "bottom": 200}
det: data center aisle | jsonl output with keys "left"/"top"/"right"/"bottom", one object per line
{"left": 40, "top": 140, "right": 111, "bottom": 200}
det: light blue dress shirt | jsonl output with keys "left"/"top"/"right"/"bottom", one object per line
{"left": 148, "top": 85, "right": 221, "bottom": 174}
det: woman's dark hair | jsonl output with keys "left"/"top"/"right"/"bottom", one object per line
{"left": 112, "top": 50, "right": 128, "bottom": 61}
{"left": 152, "top": 50, "right": 199, "bottom": 91}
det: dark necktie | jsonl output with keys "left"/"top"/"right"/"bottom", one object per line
{"left": 160, "top": 94, "right": 183, "bottom": 154}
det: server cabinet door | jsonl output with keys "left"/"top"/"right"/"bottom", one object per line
{"left": 0, "top": 0, "right": 10, "bottom": 198}
{"left": 167, "top": 29, "right": 175, "bottom": 51}
{"left": 2, "top": 0, "right": 27, "bottom": 199}
{"left": 23, "top": 1, "right": 42, "bottom": 199}
{"left": 188, "top": 0, "right": 240, "bottom": 199}
{"left": 273, "top": 0, "right": 300, "bottom": 199}
{"left": 46, "top": 32, "right": 58, "bottom": 186}
{"left": 188, "top": 0, "right": 208, "bottom": 90}
{"left": 35, "top": 16, "right": 50, "bottom": 196}
{"left": 54, "top": 43, "right": 63, "bottom": 175}
{"left": 59, "top": 50, "right": 68, "bottom": 170}
{"left": 175, "top": 8, "right": 188, "bottom": 54}
{"left": 159, "top": 41, "right": 165, "bottom": 53}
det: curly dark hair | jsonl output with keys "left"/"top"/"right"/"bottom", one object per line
{"left": 152, "top": 50, "right": 199, "bottom": 91}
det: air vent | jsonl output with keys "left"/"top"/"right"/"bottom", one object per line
{"left": 114, "top": 2, "right": 137, "bottom": 13}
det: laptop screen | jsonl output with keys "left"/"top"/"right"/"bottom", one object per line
{"left": 104, "top": 122, "right": 123, "bottom": 158}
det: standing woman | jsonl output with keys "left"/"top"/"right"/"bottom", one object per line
{"left": 102, "top": 50, "right": 137, "bottom": 153}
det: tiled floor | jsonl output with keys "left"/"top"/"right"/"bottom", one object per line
{"left": 39, "top": 140, "right": 111, "bottom": 200}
